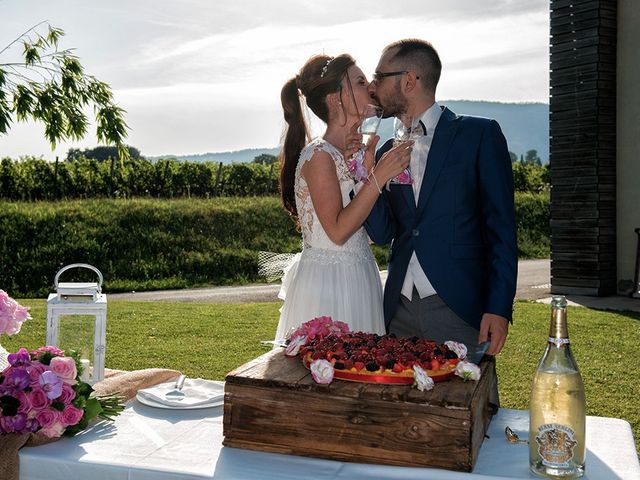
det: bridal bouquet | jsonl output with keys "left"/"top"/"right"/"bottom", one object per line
{"left": 0, "top": 346, "right": 123, "bottom": 438}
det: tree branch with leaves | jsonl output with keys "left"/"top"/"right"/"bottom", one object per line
{"left": 0, "top": 22, "right": 129, "bottom": 160}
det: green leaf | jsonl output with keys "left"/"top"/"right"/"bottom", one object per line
{"left": 14, "top": 84, "right": 34, "bottom": 120}
{"left": 83, "top": 397, "right": 104, "bottom": 421}
{"left": 64, "top": 104, "right": 88, "bottom": 139}
{"left": 47, "top": 25, "right": 65, "bottom": 46}
{"left": 63, "top": 57, "right": 83, "bottom": 76}
{"left": 0, "top": 22, "right": 127, "bottom": 150}
{"left": 23, "top": 42, "right": 40, "bottom": 66}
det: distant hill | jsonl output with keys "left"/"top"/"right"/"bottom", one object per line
{"left": 441, "top": 100, "right": 549, "bottom": 163}
{"left": 152, "top": 101, "right": 549, "bottom": 164}
{"left": 151, "top": 147, "right": 280, "bottom": 164}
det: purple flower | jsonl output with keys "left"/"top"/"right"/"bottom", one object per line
{"left": 8, "top": 347, "right": 31, "bottom": 367}
{"left": 39, "top": 371, "right": 63, "bottom": 399}
{"left": 0, "top": 402, "right": 31, "bottom": 433}
{"left": 23, "top": 417, "right": 40, "bottom": 433}
{"left": 3, "top": 368, "right": 31, "bottom": 391}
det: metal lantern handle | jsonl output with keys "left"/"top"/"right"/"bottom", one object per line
{"left": 54, "top": 263, "right": 104, "bottom": 293}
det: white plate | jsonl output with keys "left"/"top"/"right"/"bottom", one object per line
{"left": 136, "top": 392, "right": 224, "bottom": 410}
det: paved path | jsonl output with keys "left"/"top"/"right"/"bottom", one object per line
{"left": 109, "top": 258, "right": 640, "bottom": 313}
{"left": 111, "top": 259, "right": 552, "bottom": 303}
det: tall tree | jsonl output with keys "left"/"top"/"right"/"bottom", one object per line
{"left": 524, "top": 149, "right": 542, "bottom": 166}
{"left": 67, "top": 145, "right": 141, "bottom": 162}
{"left": 0, "top": 22, "right": 129, "bottom": 160}
{"left": 253, "top": 153, "right": 277, "bottom": 165}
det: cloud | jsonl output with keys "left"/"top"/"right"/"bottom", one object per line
{"left": 0, "top": 0, "right": 549, "bottom": 158}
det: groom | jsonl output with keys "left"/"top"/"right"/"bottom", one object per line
{"left": 365, "top": 39, "right": 517, "bottom": 357}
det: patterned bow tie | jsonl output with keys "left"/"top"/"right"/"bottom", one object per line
{"left": 410, "top": 120, "right": 428, "bottom": 137}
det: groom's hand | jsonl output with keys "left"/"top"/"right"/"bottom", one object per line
{"left": 478, "top": 313, "right": 509, "bottom": 355}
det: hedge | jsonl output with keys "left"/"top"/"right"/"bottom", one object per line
{"left": 0, "top": 194, "right": 549, "bottom": 297}
{"left": 1, "top": 156, "right": 548, "bottom": 200}
{"left": 0, "top": 157, "right": 278, "bottom": 200}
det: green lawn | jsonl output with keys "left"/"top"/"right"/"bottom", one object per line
{"left": 3, "top": 299, "right": 639, "bottom": 453}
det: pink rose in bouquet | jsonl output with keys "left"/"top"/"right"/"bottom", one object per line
{"left": 49, "top": 356, "right": 78, "bottom": 385}
{"left": 0, "top": 346, "right": 123, "bottom": 438}
{"left": 28, "top": 386, "right": 51, "bottom": 411}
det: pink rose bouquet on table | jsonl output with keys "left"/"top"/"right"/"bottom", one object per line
{"left": 0, "top": 346, "right": 123, "bottom": 438}
{"left": 0, "top": 290, "right": 31, "bottom": 336}
{"left": 287, "top": 316, "right": 350, "bottom": 344}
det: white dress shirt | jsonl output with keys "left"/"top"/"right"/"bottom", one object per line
{"left": 400, "top": 102, "right": 443, "bottom": 300}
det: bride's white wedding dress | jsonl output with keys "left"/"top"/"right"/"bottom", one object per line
{"left": 274, "top": 138, "right": 385, "bottom": 341}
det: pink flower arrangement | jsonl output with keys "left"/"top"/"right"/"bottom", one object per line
{"left": 0, "top": 290, "right": 31, "bottom": 336}
{"left": 0, "top": 346, "right": 123, "bottom": 438}
{"left": 347, "top": 149, "right": 369, "bottom": 183}
{"left": 287, "top": 316, "right": 350, "bottom": 344}
{"left": 393, "top": 170, "right": 412, "bottom": 185}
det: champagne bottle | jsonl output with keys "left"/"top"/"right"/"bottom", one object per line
{"left": 529, "top": 295, "right": 586, "bottom": 478}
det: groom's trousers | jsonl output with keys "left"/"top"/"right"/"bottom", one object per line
{"left": 389, "top": 291, "right": 500, "bottom": 407}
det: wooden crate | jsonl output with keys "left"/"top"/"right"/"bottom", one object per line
{"left": 223, "top": 349, "right": 497, "bottom": 472}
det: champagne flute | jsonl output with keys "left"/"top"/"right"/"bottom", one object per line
{"left": 359, "top": 104, "right": 384, "bottom": 146}
{"left": 349, "top": 104, "right": 383, "bottom": 182}
{"left": 393, "top": 113, "right": 413, "bottom": 146}
{"left": 388, "top": 113, "right": 414, "bottom": 186}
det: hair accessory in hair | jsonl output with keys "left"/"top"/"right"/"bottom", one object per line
{"left": 320, "top": 57, "right": 334, "bottom": 78}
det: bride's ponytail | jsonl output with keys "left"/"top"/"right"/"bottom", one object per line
{"left": 278, "top": 54, "right": 355, "bottom": 219}
{"left": 279, "top": 76, "right": 307, "bottom": 218}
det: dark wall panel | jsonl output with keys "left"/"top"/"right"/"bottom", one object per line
{"left": 550, "top": 0, "right": 617, "bottom": 296}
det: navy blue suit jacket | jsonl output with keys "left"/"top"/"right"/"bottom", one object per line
{"left": 364, "top": 106, "right": 517, "bottom": 330}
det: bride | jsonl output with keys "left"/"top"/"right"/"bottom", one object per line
{"left": 274, "top": 53, "right": 412, "bottom": 341}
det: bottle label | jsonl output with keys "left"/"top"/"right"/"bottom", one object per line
{"left": 547, "top": 337, "right": 570, "bottom": 347}
{"left": 535, "top": 423, "right": 577, "bottom": 468}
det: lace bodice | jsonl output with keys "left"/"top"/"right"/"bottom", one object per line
{"left": 295, "top": 138, "right": 370, "bottom": 253}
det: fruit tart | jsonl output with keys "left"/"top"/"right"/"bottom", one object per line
{"left": 299, "top": 332, "right": 462, "bottom": 384}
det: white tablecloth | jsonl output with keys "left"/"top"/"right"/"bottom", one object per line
{"left": 19, "top": 387, "right": 640, "bottom": 480}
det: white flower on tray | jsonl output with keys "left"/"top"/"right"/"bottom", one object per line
{"left": 284, "top": 335, "right": 308, "bottom": 357}
{"left": 444, "top": 340, "right": 467, "bottom": 360}
{"left": 412, "top": 364, "right": 435, "bottom": 391}
{"left": 310, "top": 359, "right": 334, "bottom": 384}
{"left": 455, "top": 361, "right": 481, "bottom": 381}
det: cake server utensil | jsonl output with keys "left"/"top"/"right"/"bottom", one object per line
{"left": 165, "top": 374, "right": 186, "bottom": 400}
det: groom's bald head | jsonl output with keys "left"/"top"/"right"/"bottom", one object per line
{"left": 383, "top": 39, "right": 441, "bottom": 93}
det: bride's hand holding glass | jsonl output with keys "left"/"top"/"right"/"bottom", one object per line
{"left": 343, "top": 120, "right": 364, "bottom": 160}
{"left": 345, "top": 105, "right": 383, "bottom": 182}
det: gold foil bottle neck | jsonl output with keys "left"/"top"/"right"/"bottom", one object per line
{"left": 549, "top": 295, "right": 569, "bottom": 340}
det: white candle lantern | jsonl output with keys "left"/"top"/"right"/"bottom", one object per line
{"left": 46, "top": 264, "right": 107, "bottom": 384}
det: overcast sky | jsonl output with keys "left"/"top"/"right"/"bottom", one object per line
{"left": 1, "top": 0, "right": 549, "bottom": 158}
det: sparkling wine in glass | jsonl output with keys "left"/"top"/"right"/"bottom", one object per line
{"left": 349, "top": 104, "right": 383, "bottom": 182}
{"left": 359, "top": 104, "right": 383, "bottom": 146}
{"left": 393, "top": 113, "right": 413, "bottom": 146}
{"left": 388, "top": 113, "right": 413, "bottom": 186}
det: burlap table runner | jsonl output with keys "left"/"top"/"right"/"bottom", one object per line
{"left": 0, "top": 367, "right": 181, "bottom": 480}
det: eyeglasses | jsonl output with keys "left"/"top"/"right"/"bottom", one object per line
{"left": 372, "top": 70, "right": 420, "bottom": 82}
